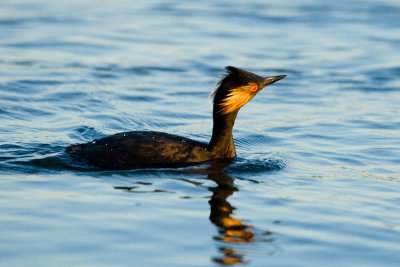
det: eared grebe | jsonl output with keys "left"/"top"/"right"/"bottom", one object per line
{"left": 67, "top": 66, "right": 286, "bottom": 169}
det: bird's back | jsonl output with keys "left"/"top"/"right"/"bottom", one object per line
{"left": 67, "top": 131, "right": 212, "bottom": 169}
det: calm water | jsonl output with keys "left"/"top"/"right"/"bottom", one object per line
{"left": 1, "top": 0, "right": 400, "bottom": 266}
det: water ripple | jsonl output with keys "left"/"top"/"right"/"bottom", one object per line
{"left": 228, "top": 156, "right": 286, "bottom": 174}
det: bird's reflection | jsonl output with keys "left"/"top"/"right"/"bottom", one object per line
{"left": 205, "top": 167, "right": 252, "bottom": 265}
{"left": 113, "top": 163, "right": 275, "bottom": 265}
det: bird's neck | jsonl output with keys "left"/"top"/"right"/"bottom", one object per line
{"left": 208, "top": 110, "right": 238, "bottom": 159}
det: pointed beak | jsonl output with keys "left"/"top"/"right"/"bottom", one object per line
{"left": 261, "top": 75, "right": 287, "bottom": 88}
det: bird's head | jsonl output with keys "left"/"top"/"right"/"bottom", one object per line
{"left": 210, "top": 66, "right": 286, "bottom": 115}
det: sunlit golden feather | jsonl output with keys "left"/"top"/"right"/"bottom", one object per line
{"left": 219, "top": 84, "right": 257, "bottom": 114}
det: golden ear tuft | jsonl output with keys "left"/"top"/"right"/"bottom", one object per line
{"left": 218, "top": 84, "right": 256, "bottom": 114}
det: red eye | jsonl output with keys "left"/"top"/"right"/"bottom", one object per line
{"left": 250, "top": 85, "right": 258, "bottom": 92}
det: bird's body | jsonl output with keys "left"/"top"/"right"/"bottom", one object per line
{"left": 67, "top": 66, "right": 286, "bottom": 170}
{"left": 67, "top": 131, "right": 212, "bottom": 169}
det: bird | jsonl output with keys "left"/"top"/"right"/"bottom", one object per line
{"left": 66, "top": 66, "right": 286, "bottom": 170}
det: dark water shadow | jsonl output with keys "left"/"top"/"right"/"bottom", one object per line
{"left": 1, "top": 147, "right": 99, "bottom": 174}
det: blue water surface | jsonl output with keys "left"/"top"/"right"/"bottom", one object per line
{"left": 1, "top": 0, "right": 400, "bottom": 266}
